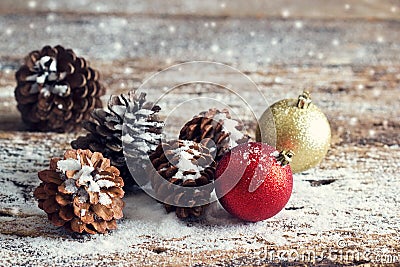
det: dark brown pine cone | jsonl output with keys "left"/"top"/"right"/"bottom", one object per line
{"left": 149, "top": 140, "right": 215, "bottom": 219}
{"left": 179, "top": 108, "right": 250, "bottom": 160}
{"left": 15, "top": 45, "right": 105, "bottom": 132}
{"left": 71, "top": 89, "right": 163, "bottom": 188}
{"left": 33, "top": 149, "right": 125, "bottom": 234}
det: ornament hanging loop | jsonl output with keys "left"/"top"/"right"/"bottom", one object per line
{"left": 276, "top": 150, "right": 295, "bottom": 166}
{"left": 297, "top": 91, "right": 312, "bottom": 109}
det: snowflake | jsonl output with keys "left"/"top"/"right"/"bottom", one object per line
{"left": 281, "top": 9, "right": 290, "bottom": 18}
{"left": 332, "top": 39, "right": 340, "bottom": 46}
{"left": 211, "top": 44, "right": 219, "bottom": 53}
{"left": 28, "top": 0, "right": 37, "bottom": 9}
{"left": 168, "top": 26, "right": 176, "bottom": 33}
{"left": 294, "top": 21, "right": 303, "bottom": 29}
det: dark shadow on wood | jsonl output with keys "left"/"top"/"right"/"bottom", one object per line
{"left": 305, "top": 179, "right": 337, "bottom": 187}
{"left": 0, "top": 114, "right": 27, "bottom": 131}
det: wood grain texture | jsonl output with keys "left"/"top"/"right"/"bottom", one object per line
{"left": 0, "top": 0, "right": 399, "bottom": 20}
{"left": 0, "top": 1, "right": 399, "bottom": 266}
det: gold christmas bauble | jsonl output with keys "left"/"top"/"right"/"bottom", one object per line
{"left": 256, "top": 91, "right": 331, "bottom": 173}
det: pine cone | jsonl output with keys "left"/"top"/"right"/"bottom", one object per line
{"left": 179, "top": 108, "right": 250, "bottom": 160}
{"left": 71, "top": 90, "right": 163, "bottom": 188}
{"left": 33, "top": 149, "right": 125, "bottom": 234}
{"left": 149, "top": 140, "right": 215, "bottom": 219}
{"left": 15, "top": 45, "right": 105, "bottom": 132}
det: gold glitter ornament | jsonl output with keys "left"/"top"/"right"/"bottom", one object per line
{"left": 256, "top": 91, "right": 331, "bottom": 173}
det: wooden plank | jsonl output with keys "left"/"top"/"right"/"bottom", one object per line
{"left": 0, "top": 0, "right": 399, "bottom": 20}
{"left": 0, "top": 15, "right": 399, "bottom": 66}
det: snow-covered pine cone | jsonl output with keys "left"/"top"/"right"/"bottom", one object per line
{"left": 15, "top": 45, "right": 105, "bottom": 132}
{"left": 34, "top": 149, "right": 125, "bottom": 234}
{"left": 149, "top": 140, "right": 215, "bottom": 219}
{"left": 71, "top": 90, "right": 163, "bottom": 188}
{"left": 179, "top": 108, "right": 250, "bottom": 160}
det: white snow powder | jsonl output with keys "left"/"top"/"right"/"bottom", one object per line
{"left": 135, "top": 109, "right": 153, "bottom": 116}
{"left": 63, "top": 179, "right": 78, "bottom": 194}
{"left": 80, "top": 209, "right": 87, "bottom": 217}
{"left": 96, "top": 179, "right": 116, "bottom": 188}
{"left": 88, "top": 180, "right": 100, "bottom": 193}
{"left": 111, "top": 105, "right": 126, "bottom": 117}
{"left": 270, "top": 151, "right": 279, "bottom": 157}
{"left": 75, "top": 165, "right": 95, "bottom": 185}
{"left": 57, "top": 157, "right": 115, "bottom": 197}
{"left": 99, "top": 192, "right": 112, "bottom": 205}
{"left": 52, "top": 84, "right": 69, "bottom": 96}
{"left": 122, "top": 134, "right": 134, "bottom": 143}
{"left": 172, "top": 141, "right": 205, "bottom": 181}
{"left": 57, "top": 158, "right": 81, "bottom": 172}
{"left": 212, "top": 113, "right": 246, "bottom": 147}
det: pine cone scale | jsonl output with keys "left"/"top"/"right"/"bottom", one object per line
{"left": 50, "top": 213, "right": 66, "bottom": 227}
{"left": 91, "top": 220, "right": 107, "bottom": 233}
{"left": 38, "top": 170, "right": 63, "bottom": 184}
{"left": 106, "top": 220, "right": 117, "bottom": 230}
{"left": 70, "top": 218, "right": 84, "bottom": 233}
{"left": 33, "top": 187, "right": 47, "bottom": 200}
{"left": 55, "top": 194, "right": 69, "bottom": 206}
{"left": 16, "top": 67, "right": 33, "bottom": 84}
{"left": 43, "top": 183, "right": 57, "bottom": 195}
{"left": 59, "top": 206, "right": 74, "bottom": 221}
{"left": 42, "top": 197, "right": 58, "bottom": 214}
{"left": 92, "top": 204, "right": 114, "bottom": 221}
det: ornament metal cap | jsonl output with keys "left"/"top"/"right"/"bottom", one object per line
{"left": 297, "top": 91, "right": 312, "bottom": 109}
{"left": 275, "top": 150, "right": 295, "bottom": 166}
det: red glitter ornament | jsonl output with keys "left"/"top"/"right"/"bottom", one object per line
{"left": 215, "top": 142, "right": 293, "bottom": 222}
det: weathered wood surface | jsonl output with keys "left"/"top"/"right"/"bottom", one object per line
{"left": 0, "top": 1, "right": 400, "bottom": 266}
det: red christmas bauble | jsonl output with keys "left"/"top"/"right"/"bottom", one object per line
{"left": 215, "top": 142, "right": 293, "bottom": 222}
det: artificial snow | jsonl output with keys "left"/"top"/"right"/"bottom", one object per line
{"left": 75, "top": 165, "right": 96, "bottom": 186}
{"left": 138, "top": 132, "right": 157, "bottom": 142}
{"left": 56, "top": 156, "right": 115, "bottom": 197}
{"left": 39, "top": 56, "right": 52, "bottom": 68}
{"left": 63, "top": 179, "right": 78, "bottom": 194}
{"left": 172, "top": 141, "right": 205, "bottom": 181}
{"left": 213, "top": 112, "right": 246, "bottom": 147}
{"left": 96, "top": 179, "right": 116, "bottom": 188}
{"left": 135, "top": 109, "right": 154, "bottom": 116}
{"left": 98, "top": 192, "right": 112, "bottom": 205}
{"left": 52, "top": 84, "right": 69, "bottom": 96}
{"left": 87, "top": 180, "right": 100, "bottom": 193}
{"left": 122, "top": 134, "right": 134, "bottom": 143}
{"left": 81, "top": 209, "right": 87, "bottom": 217}
{"left": 35, "top": 74, "right": 46, "bottom": 84}
{"left": 110, "top": 105, "right": 126, "bottom": 117}
{"left": 57, "top": 158, "right": 81, "bottom": 172}
{"left": 270, "top": 151, "right": 280, "bottom": 157}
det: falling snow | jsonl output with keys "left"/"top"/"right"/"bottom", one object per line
{"left": 28, "top": 0, "right": 37, "bottom": 9}
{"left": 281, "top": 9, "right": 290, "bottom": 18}
{"left": 294, "top": 21, "right": 303, "bottom": 29}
